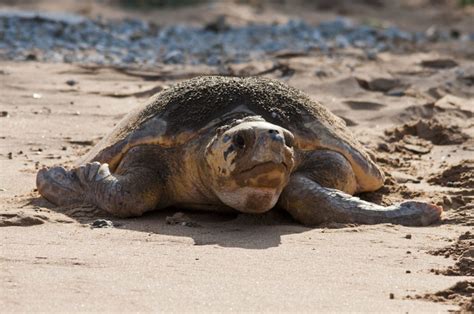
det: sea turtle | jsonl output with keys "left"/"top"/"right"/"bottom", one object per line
{"left": 36, "top": 76, "right": 442, "bottom": 226}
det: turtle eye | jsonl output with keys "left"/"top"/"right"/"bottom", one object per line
{"left": 284, "top": 133, "right": 294, "bottom": 148}
{"left": 233, "top": 134, "right": 245, "bottom": 149}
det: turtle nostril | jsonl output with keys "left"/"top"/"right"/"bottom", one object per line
{"left": 268, "top": 129, "right": 279, "bottom": 134}
{"left": 233, "top": 134, "right": 245, "bottom": 149}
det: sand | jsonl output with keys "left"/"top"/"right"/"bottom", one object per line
{"left": 1, "top": 1, "right": 473, "bottom": 312}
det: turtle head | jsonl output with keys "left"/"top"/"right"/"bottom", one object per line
{"left": 205, "top": 117, "right": 295, "bottom": 213}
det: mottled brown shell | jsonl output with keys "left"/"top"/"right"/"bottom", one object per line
{"left": 83, "top": 76, "right": 383, "bottom": 190}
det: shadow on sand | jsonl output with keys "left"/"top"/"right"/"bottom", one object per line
{"left": 28, "top": 196, "right": 311, "bottom": 250}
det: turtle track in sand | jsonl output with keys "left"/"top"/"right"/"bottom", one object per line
{"left": 428, "top": 231, "right": 474, "bottom": 277}
{"left": 428, "top": 160, "right": 474, "bottom": 189}
{"left": 408, "top": 281, "right": 474, "bottom": 313}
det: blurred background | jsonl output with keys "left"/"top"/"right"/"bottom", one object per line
{"left": 1, "top": 0, "right": 472, "bottom": 30}
{"left": 0, "top": 0, "right": 472, "bottom": 67}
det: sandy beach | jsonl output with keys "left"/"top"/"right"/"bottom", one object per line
{"left": 1, "top": 1, "right": 473, "bottom": 312}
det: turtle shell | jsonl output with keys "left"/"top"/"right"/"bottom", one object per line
{"left": 83, "top": 76, "right": 383, "bottom": 191}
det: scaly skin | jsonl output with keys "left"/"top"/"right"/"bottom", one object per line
{"left": 278, "top": 150, "right": 442, "bottom": 226}
{"left": 37, "top": 144, "right": 169, "bottom": 218}
{"left": 36, "top": 162, "right": 160, "bottom": 217}
{"left": 279, "top": 175, "right": 442, "bottom": 226}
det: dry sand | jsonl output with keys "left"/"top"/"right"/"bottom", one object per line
{"left": 1, "top": 53, "right": 473, "bottom": 312}
{"left": 1, "top": 1, "right": 474, "bottom": 312}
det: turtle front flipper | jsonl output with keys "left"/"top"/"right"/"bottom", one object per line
{"left": 37, "top": 166, "right": 86, "bottom": 206}
{"left": 279, "top": 175, "right": 442, "bottom": 226}
{"left": 37, "top": 153, "right": 165, "bottom": 217}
